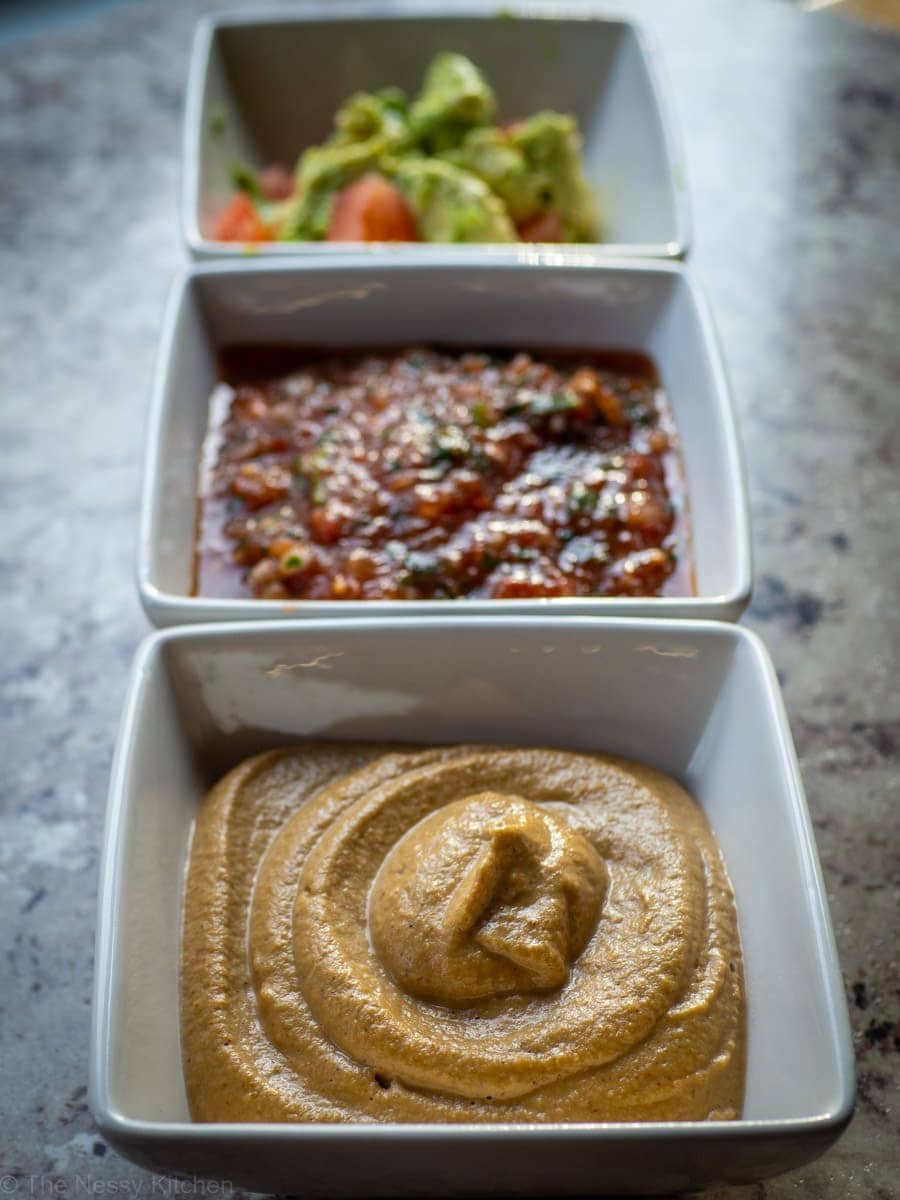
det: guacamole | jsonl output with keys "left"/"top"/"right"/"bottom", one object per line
{"left": 217, "top": 53, "right": 599, "bottom": 245}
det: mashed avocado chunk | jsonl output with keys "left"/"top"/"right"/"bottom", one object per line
{"left": 508, "top": 112, "right": 598, "bottom": 241}
{"left": 409, "top": 52, "right": 496, "bottom": 153}
{"left": 442, "top": 115, "right": 598, "bottom": 240}
{"left": 390, "top": 157, "right": 515, "bottom": 243}
{"left": 442, "top": 127, "right": 541, "bottom": 224}
{"left": 329, "top": 87, "right": 410, "bottom": 151}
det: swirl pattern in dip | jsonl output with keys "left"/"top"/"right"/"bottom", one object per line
{"left": 181, "top": 744, "right": 746, "bottom": 1122}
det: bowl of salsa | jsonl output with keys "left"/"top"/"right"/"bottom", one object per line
{"left": 196, "top": 345, "right": 692, "bottom": 603}
{"left": 138, "top": 256, "right": 749, "bottom": 624}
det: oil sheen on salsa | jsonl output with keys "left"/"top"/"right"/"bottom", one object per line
{"left": 194, "top": 347, "right": 694, "bottom": 601}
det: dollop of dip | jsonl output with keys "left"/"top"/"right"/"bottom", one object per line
{"left": 181, "top": 745, "right": 746, "bottom": 1122}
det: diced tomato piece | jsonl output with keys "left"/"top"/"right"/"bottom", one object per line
{"left": 215, "top": 193, "right": 272, "bottom": 243}
{"left": 516, "top": 211, "right": 565, "bottom": 243}
{"left": 259, "top": 164, "right": 295, "bottom": 202}
{"left": 230, "top": 462, "right": 290, "bottom": 508}
{"left": 327, "top": 174, "right": 418, "bottom": 243}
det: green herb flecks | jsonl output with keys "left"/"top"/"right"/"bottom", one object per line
{"left": 229, "top": 160, "right": 262, "bottom": 199}
{"left": 431, "top": 426, "right": 471, "bottom": 466}
{"left": 505, "top": 388, "right": 580, "bottom": 419}
{"left": 528, "top": 389, "right": 581, "bottom": 418}
{"left": 567, "top": 482, "right": 597, "bottom": 515}
{"left": 401, "top": 551, "right": 441, "bottom": 585}
{"left": 471, "top": 401, "right": 494, "bottom": 428}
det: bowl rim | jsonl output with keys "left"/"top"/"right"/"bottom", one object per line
{"left": 181, "top": 0, "right": 692, "bottom": 260}
{"left": 136, "top": 253, "right": 752, "bottom": 624}
{"left": 90, "top": 616, "right": 854, "bottom": 1142}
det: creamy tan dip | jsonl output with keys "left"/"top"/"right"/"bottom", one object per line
{"left": 181, "top": 744, "right": 746, "bottom": 1123}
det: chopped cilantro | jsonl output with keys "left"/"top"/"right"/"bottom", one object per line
{"left": 401, "top": 551, "right": 440, "bottom": 584}
{"left": 529, "top": 390, "right": 580, "bottom": 417}
{"left": 504, "top": 388, "right": 539, "bottom": 416}
{"left": 431, "top": 427, "right": 470, "bottom": 465}
{"left": 470, "top": 450, "right": 494, "bottom": 474}
{"left": 568, "top": 483, "right": 597, "bottom": 514}
{"left": 506, "top": 389, "right": 580, "bottom": 419}
{"left": 472, "top": 401, "right": 493, "bottom": 428}
{"left": 229, "top": 160, "right": 261, "bottom": 199}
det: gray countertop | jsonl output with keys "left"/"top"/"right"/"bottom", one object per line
{"left": 0, "top": 1, "right": 897, "bottom": 1197}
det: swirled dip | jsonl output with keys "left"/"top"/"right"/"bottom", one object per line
{"left": 181, "top": 745, "right": 745, "bottom": 1123}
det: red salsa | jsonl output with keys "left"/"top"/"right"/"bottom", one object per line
{"left": 194, "top": 347, "right": 693, "bottom": 601}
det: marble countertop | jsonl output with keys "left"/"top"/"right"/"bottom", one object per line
{"left": 0, "top": 1, "right": 897, "bottom": 1197}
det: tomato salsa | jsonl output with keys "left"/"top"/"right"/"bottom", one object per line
{"left": 194, "top": 347, "right": 693, "bottom": 601}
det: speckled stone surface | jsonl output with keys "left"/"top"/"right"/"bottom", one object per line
{"left": 0, "top": 1, "right": 897, "bottom": 1197}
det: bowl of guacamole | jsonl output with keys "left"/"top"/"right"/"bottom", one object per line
{"left": 213, "top": 53, "right": 599, "bottom": 246}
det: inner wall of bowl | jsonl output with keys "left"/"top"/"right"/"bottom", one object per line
{"left": 149, "top": 290, "right": 216, "bottom": 598}
{"left": 107, "top": 659, "right": 202, "bottom": 1123}
{"left": 198, "top": 17, "right": 679, "bottom": 247}
{"left": 150, "top": 264, "right": 740, "bottom": 602}
{"left": 105, "top": 623, "right": 841, "bottom": 1125}
{"left": 685, "top": 639, "right": 848, "bottom": 1124}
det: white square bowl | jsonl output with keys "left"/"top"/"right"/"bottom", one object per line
{"left": 184, "top": 2, "right": 689, "bottom": 259}
{"left": 138, "top": 256, "right": 751, "bottom": 624}
{"left": 90, "top": 618, "right": 853, "bottom": 1197}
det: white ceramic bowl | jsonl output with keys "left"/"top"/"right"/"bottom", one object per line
{"left": 90, "top": 618, "right": 853, "bottom": 1197}
{"left": 138, "top": 256, "right": 751, "bottom": 624}
{"left": 184, "top": 2, "right": 689, "bottom": 259}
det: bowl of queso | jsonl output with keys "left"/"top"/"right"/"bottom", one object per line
{"left": 89, "top": 618, "right": 853, "bottom": 1195}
